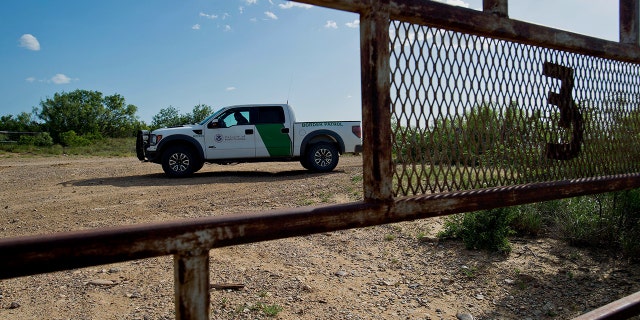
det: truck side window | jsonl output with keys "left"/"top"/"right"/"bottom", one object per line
{"left": 257, "top": 107, "right": 285, "bottom": 124}
{"left": 220, "top": 110, "right": 251, "bottom": 127}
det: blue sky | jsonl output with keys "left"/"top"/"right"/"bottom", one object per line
{"left": 1, "top": 0, "right": 618, "bottom": 124}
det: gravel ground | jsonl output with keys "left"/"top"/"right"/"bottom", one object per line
{"left": 0, "top": 154, "right": 639, "bottom": 320}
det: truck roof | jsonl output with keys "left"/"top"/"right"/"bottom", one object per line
{"left": 223, "top": 103, "right": 290, "bottom": 108}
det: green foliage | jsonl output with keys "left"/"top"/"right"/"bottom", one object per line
{"left": 439, "top": 207, "right": 516, "bottom": 254}
{"left": 18, "top": 132, "right": 54, "bottom": 147}
{"left": 189, "top": 104, "right": 214, "bottom": 123}
{"left": 151, "top": 106, "right": 183, "bottom": 129}
{"left": 614, "top": 190, "right": 640, "bottom": 257}
{"left": 393, "top": 102, "right": 551, "bottom": 173}
{"left": 509, "top": 202, "right": 547, "bottom": 236}
{"left": 100, "top": 94, "right": 142, "bottom": 138}
{"left": 0, "top": 111, "right": 41, "bottom": 132}
{"left": 59, "top": 131, "right": 86, "bottom": 147}
{"left": 150, "top": 104, "right": 214, "bottom": 129}
{"left": 261, "top": 304, "right": 283, "bottom": 317}
{"left": 552, "top": 190, "right": 640, "bottom": 257}
{"left": 36, "top": 89, "right": 141, "bottom": 142}
{"left": 437, "top": 191, "right": 640, "bottom": 259}
{"left": 0, "top": 137, "right": 136, "bottom": 156}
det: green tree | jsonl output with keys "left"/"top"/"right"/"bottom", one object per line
{"left": 151, "top": 106, "right": 183, "bottom": 129}
{"left": 150, "top": 104, "right": 215, "bottom": 129}
{"left": 36, "top": 89, "right": 140, "bottom": 142}
{"left": 459, "top": 103, "right": 501, "bottom": 165}
{"left": 0, "top": 111, "right": 41, "bottom": 132}
{"left": 189, "top": 104, "right": 214, "bottom": 123}
{"left": 100, "top": 94, "right": 141, "bottom": 138}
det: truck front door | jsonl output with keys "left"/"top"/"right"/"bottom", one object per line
{"left": 204, "top": 108, "right": 256, "bottom": 159}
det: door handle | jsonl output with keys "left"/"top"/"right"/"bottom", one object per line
{"left": 245, "top": 129, "right": 254, "bottom": 134}
{"left": 281, "top": 128, "right": 290, "bottom": 134}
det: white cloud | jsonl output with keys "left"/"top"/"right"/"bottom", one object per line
{"left": 346, "top": 19, "right": 360, "bottom": 28}
{"left": 279, "top": 2, "right": 313, "bottom": 9}
{"left": 199, "top": 12, "right": 218, "bottom": 19}
{"left": 325, "top": 20, "right": 338, "bottom": 29}
{"left": 192, "top": 24, "right": 201, "bottom": 30}
{"left": 25, "top": 77, "right": 36, "bottom": 83}
{"left": 226, "top": 86, "right": 236, "bottom": 91}
{"left": 264, "top": 11, "right": 278, "bottom": 20}
{"left": 239, "top": 6, "right": 244, "bottom": 14}
{"left": 436, "top": 0, "right": 470, "bottom": 8}
{"left": 50, "top": 74, "right": 72, "bottom": 84}
{"left": 246, "top": 0, "right": 257, "bottom": 5}
{"left": 19, "top": 34, "right": 40, "bottom": 51}
{"left": 224, "top": 25, "right": 232, "bottom": 32}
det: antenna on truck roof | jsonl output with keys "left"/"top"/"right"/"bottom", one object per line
{"left": 286, "top": 73, "right": 293, "bottom": 105}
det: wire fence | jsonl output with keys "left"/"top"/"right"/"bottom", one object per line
{"left": 390, "top": 22, "right": 640, "bottom": 195}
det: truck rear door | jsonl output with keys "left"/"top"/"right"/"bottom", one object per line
{"left": 253, "top": 106, "right": 292, "bottom": 157}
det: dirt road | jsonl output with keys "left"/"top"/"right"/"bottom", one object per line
{"left": 1, "top": 155, "right": 639, "bottom": 319}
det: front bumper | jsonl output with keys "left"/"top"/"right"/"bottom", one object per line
{"left": 136, "top": 130, "right": 150, "bottom": 161}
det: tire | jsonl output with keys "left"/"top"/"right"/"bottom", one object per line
{"left": 305, "top": 142, "right": 339, "bottom": 172}
{"left": 300, "top": 156, "right": 312, "bottom": 170}
{"left": 192, "top": 161, "right": 205, "bottom": 173}
{"left": 161, "top": 146, "right": 200, "bottom": 178}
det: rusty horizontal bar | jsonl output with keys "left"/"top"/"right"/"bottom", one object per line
{"left": 573, "top": 290, "right": 640, "bottom": 320}
{"left": 295, "top": 0, "right": 640, "bottom": 63}
{"left": 2, "top": 173, "right": 639, "bottom": 280}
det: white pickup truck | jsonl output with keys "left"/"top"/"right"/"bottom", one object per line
{"left": 136, "top": 104, "right": 362, "bottom": 177}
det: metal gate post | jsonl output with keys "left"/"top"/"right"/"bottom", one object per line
{"left": 483, "top": 0, "right": 508, "bottom": 18}
{"left": 360, "top": 0, "right": 393, "bottom": 201}
{"left": 620, "top": 0, "right": 640, "bottom": 45}
{"left": 174, "top": 252, "right": 210, "bottom": 320}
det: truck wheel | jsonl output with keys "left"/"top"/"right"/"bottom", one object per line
{"left": 161, "top": 146, "right": 199, "bottom": 178}
{"left": 192, "top": 161, "right": 205, "bottom": 173}
{"left": 305, "top": 142, "right": 339, "bottom": 172}
{"left": 300, "top": 156, "right": 312, "bottom": 170}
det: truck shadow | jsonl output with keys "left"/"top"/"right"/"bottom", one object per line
{"left": 61, "top": 169, "right": 345, "bottom": 188}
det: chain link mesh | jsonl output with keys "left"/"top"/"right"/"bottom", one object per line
{"left": 390, "top": 21, "right": 640, "bottom": 196}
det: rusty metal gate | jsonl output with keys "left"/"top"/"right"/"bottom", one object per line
{"left": 1, "top": 0, "right": 640, "bottom": 319}
{"left": 390, "top": 23, "right": 640, "bottom": 195}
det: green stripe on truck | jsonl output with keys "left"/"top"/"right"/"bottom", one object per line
{"left": 256, "top": 124, "right": 292, "bottom": 156}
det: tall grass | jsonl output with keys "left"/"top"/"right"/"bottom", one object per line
{"left": 439, "top": 190, "right": 640, "bottom": 258}
{"left": 0, "top": 137, "right": 136, "bottom": 157}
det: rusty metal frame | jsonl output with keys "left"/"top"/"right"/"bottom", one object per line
{"left": 573, "top": 291, "right": 640, "bottom": 320}
{"left": 2, "top": 0, "right": 640, "bottom": 319}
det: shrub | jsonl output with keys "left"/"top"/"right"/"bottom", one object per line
{"left": 509, "top": 201, "right": 560, "bottom": 237}
{"left": 59, "top": 130, "right": 92, "bottom": 147}
{"left": 612, "top": 190, "right": 640, "bottom": 257}
{"left": 439, "top": 207, "right": 516, "bottom": 254}
{"left": 18, "top": 132, "right": 54, "bottom": 147}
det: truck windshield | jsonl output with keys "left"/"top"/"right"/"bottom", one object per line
{"left": 198, "top": 108, "right": 228, "bottom": 125}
